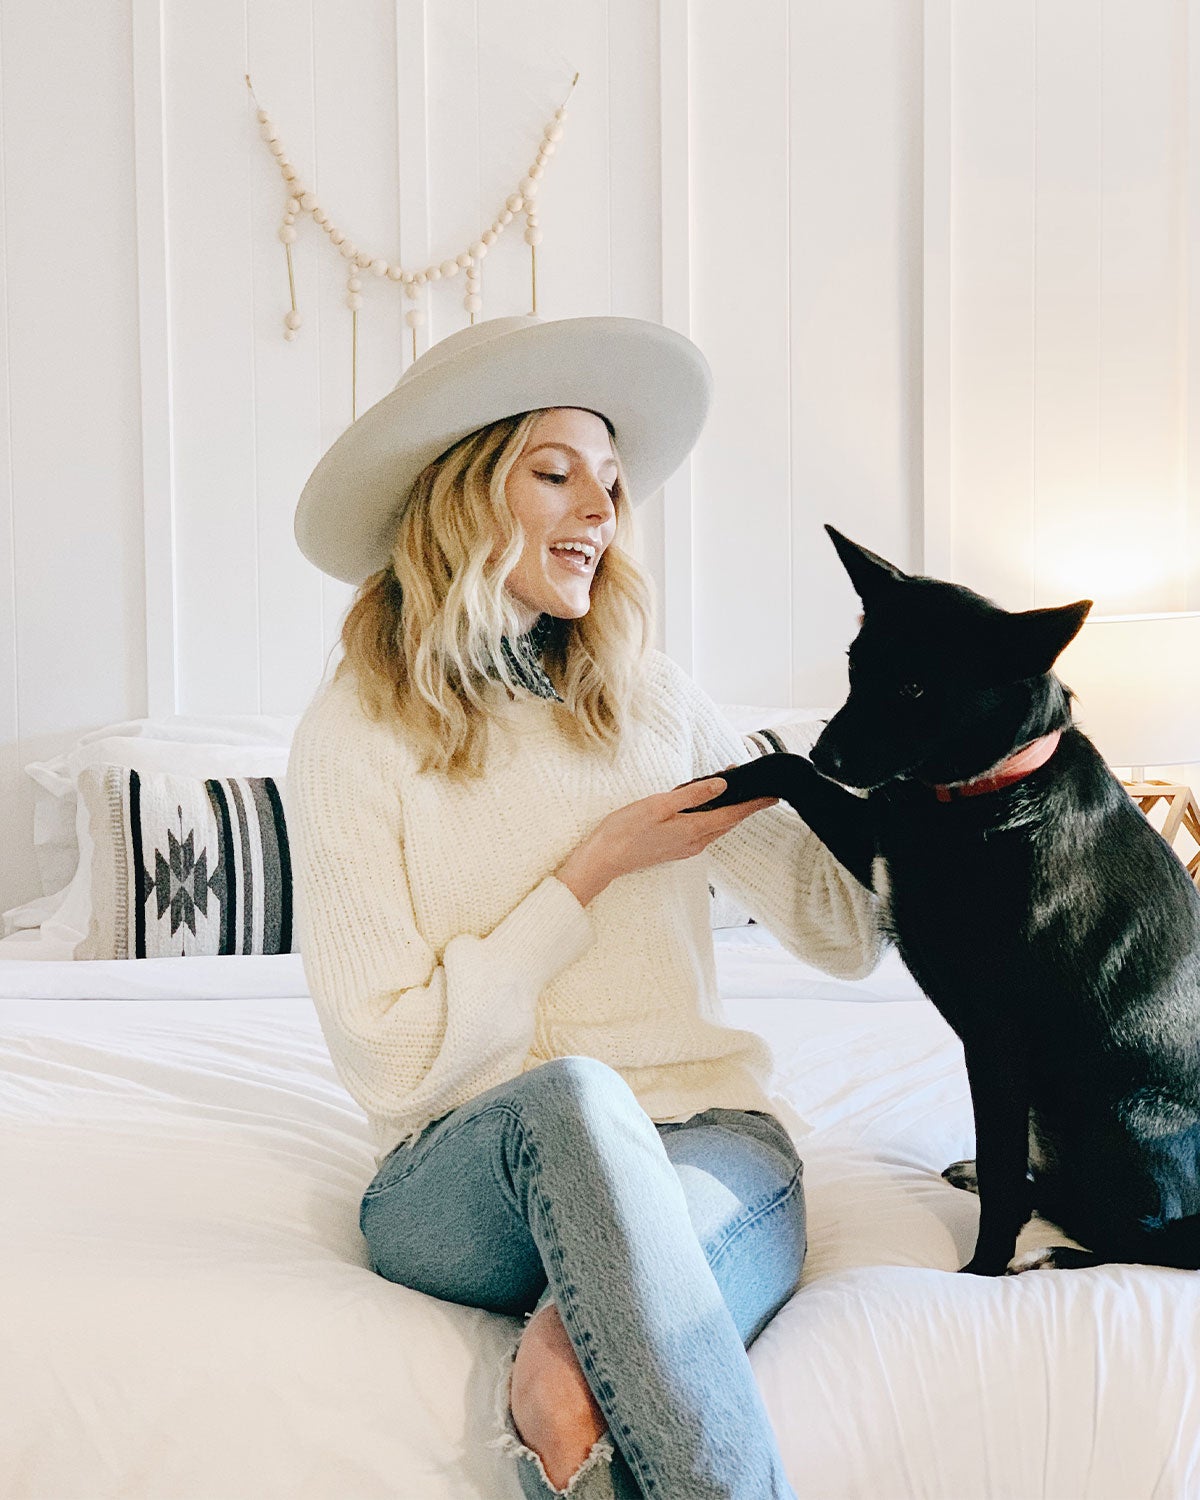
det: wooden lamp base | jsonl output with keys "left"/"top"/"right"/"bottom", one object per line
{"left": 1123, "top": 780, "right": 1200, "bottom": 890}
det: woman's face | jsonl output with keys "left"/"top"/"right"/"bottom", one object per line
{"left": 502, "top": 407, "right": 619, "bottom": 631}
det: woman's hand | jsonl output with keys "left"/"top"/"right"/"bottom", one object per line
{"left": 555, "top": 766, "right": 777, "bottom": 907}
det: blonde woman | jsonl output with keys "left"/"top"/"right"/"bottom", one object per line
{"left": 287, "top": 315, "right": 881, "bottom": 1500}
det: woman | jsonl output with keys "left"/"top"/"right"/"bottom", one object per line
{"left": 287, "top": 314, "right": 881, "bottom": 1500}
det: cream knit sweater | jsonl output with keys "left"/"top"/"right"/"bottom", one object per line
{"left": 286, "top": 650, "right": 883, "bottom": 1167}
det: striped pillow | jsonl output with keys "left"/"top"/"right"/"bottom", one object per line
{"left": 75, "top": 766, "right": 295, "bottom": 959}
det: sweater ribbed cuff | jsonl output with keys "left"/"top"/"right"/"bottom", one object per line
{"left": 486, "top": 873, "right": 597, "bottom": 997}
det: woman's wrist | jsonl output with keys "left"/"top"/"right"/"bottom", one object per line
{"left": 555, "top": 839, "right": 615, "bottom": 908}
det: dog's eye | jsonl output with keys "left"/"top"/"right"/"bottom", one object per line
{"left": 899, "top": 682, "right": 924, "bottom": 700}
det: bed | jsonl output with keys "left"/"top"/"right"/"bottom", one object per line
{"left": 3, "top": 926, "right": 1197, "bottom": 1500}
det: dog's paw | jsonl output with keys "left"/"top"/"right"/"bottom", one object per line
{"left": 957, "top": 1256, "right": 1006, "bottom": 1277}
{"left": 942, "top": 1159, "right": 979, "bottom": 1195}
{"left": 1006, "top": 1245, "right": 1098, "bottom": 1274}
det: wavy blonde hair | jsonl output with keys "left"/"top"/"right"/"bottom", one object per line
{"left": 335, "top": 409, "right": 657, "bottom": 778}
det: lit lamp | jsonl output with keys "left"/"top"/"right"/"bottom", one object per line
{"left": 1056, "top": 612, "right": 1200, "bottom": 888}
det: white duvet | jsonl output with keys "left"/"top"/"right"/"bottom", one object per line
{"left": 1, "top": 932, "right": 1196, "bottom": 1500}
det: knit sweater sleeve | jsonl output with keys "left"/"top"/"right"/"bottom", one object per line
{"left": 657, "top": 654, "right": 884, "bottom": 980}
{"left": 286, "top": 682, "right": 597, "bottom": 1139}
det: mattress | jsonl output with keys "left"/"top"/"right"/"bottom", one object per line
{"left": 1, "top": 931, "right": 1196, "bottom": 1500}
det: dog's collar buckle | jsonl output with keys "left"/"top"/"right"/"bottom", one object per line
{"left": 929, "top": 729, "right": 1063, "bottom": 803}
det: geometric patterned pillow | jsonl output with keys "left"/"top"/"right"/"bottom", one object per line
{"left": 73, "top": 766, "right": 295, "bottom": 959}
{"left": 709, "top": 715, "right": 829, "bottom": 929}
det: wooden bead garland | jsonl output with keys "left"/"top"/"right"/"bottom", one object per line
{"left": 246, "top": 71, "right": 578, "bottom": 421}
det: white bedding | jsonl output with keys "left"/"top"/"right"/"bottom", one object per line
{"left": 2, "top": 932, "right": 1196, "bottom": 1500}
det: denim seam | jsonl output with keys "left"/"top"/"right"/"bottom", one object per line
{"left": 361, "top": 1102, "right": 522, "bottom": 1201}
{"left": 508, "top": 1106, "right": 660, "bottom": 1498}
{"left": 705, "top": 1164, "right": 805, "bottom": 1274}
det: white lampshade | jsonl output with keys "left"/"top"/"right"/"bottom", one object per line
{"left": 1055, "top": 612, "right": 1200, "bottom": 769}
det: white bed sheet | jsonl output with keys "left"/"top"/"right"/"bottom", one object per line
{"left": 1, "top": 933, "right": 1196, "bottom": 1499}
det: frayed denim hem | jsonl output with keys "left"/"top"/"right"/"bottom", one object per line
{"left": 486, "top": 1318, "right": 619, "bottom": 1498}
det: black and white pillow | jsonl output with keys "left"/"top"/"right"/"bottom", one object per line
{"left": 709, "top": 716, "right": 827, "bottom": 929}
{"left": 75, "top": 766, "right": 295, "bottom": 959}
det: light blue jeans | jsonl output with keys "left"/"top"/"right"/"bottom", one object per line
{"left": 359, "top": 1055, "right": 805, "bottom": 1499}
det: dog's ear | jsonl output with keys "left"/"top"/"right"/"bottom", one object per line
{"left": 989, "top": 599, "right": 1093, "bottom": 679}
{"left": 824, "top": 525, "right": 909, "bottom": 606}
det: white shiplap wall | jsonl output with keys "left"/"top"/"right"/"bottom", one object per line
{"left": 3, "top": 0, "right": 1200, "bottom": 915}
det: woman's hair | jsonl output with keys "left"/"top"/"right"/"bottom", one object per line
{"left": 335, "top": 409, "right": 657, "bottom": 778}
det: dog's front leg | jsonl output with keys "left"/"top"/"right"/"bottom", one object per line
{"left": 680, "top": 753, "right": 876, "bottom": 890}
{"left": 958, "top": 1043, "right": 1033, "bottom": 1276}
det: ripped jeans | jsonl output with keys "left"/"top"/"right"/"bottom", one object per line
{"left": 358, "top": 1055, "right": 805, "bottom": 1499}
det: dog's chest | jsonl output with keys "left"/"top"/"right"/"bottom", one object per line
{"left": 875, "top": 819, "right": 1038, "bottom": 1007}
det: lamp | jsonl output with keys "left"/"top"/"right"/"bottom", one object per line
{"left": 1056, "top": 612, "right": 1200, "bottom": 886}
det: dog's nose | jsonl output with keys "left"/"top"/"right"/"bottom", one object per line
{"left": 810, "top": 738, "right": 841, "bottom": 776}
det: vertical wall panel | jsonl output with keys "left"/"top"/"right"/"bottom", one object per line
{"left": 689, "top": 0, "right": 793, "bottom": 707}
{"left": 1094, "top": 0, "right": 1185, "bottom": 611}
{"left": 788, "top": 0, "right": 925, "bottom": 708}
{"left": 1031, "top": 0, "right": 1102, "bottom": 608}
{"left": 247, "top": 0, "right": 326, "bottom": 712}
{"left": 0, "top": 0, "right": 144, "bottom": 914}
{"left": 949, "top": 1, "right": 1037, "bottom": 608}
{"left": 167, "top": 5, "right": 259, "bottom": 714}
{"left": 0, "top": 2, "right": 20, "bottom": 912}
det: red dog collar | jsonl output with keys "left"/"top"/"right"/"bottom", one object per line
{"left": 928, "top": 729, "right": 1063, "bottom": 803}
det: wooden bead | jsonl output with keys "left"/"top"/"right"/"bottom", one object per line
{"left": 285, "top": 310, "right": 302, "bottom": 330}
{"left": 355, "top": 251, "right": 372, "bottom": 269}
{"left": 544, "top": 122, "right": 564, "bottom": 142}
{"left": 524, "top": 226, "right": 543, "bottom": 246}
{"left": 528, "top": 164, "right": 544, "bottom": 180}
{"left": 348, "top": 276, "right": 362, "bottom": 291}
{"left": 457, "top": 250, "right": 473, "bottom": 268}
{"left": 371, "top": 257, "right": 389, "bottom": 277}
{"left": 415, "top": 271, "right": 427, "bottom": 285}
{"left": 287, "top": 196, "right": 301, "bottom": 213}
{"left": 260, "top": 123, "right": 278, "bottom": 142}
{"left": 283, "top": 212, "right": 296, "bottom": 225}
{"left": 313, "top": 208, "right": 328, "bottom": 224}
{"left": 482, "top": 229, "right": 498, "bottom": 246}
{"left": 270, "top": 140, "right": 285, "bottom": 157}
{"left": 299, "top": 191, "right": 317, "bottom": 211}
{"left": 464, "top": 293, "right": 482, "bottom": 312}
{"left": 339, "top": 241, "right": 358, "bottom": 259}
{"left": 539, "top": 140, "right": 556, "bottom": 157}
{"left": 330, "top": 228, "right": 345, "bottom": 244}
{"left": 500, "top": 210, "right": 514, "bottom": 225}
{"left": 278, "top": 225, "right": 297, "bottom": 243}
{"left": 257, "top": 108, "right": 270, "bottom": 124}
{"left": 506, "top": 193, "right": 524, "bottom": 213}
{"left": 283, "top": 328, "right": 297, "bottom": 342}
{"left": 346, "top": 293, "right": 363, "bottom": 311}
{"left": 281, "top": 164, "right": 298, "bottom": 181}
{"left": 387, "top": 264, "right": 403, "bottom": 280}
{"left": 440, "top": 259, "right": 458, "bottom": 277}
{"left": 555, "top": 107, "right": 568, "bottom": 121}
{"left": 519, "top": 177, "right": 539, "bottom": 198}
{"left": 405, "top": 308, "right": 425, "bottom": 328}
{"left": 470, "top": 239, "right": 488, "bottom": 258}
{"left": 426, "top": 266, "right": 441, "bottom": 281}
{"left": 404, "top": 281, "right": 419, "bottom": 298}
{"left": 401, "top": 269, "right": 414, "bottom": 284}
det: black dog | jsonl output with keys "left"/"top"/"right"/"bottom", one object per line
{"left": 684, "top": 526, "right": 1200, "bottom": 1275}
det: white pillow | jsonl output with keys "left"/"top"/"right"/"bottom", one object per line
{"left": 8, "top": 717, "right": 295, "bottom": 950}
{"left": 23, "top": 715, "right": 297, "bottom": 899}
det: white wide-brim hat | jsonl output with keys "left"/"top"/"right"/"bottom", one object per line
{"left": 294, "top": 313, "right": 712, "bottom": 584}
